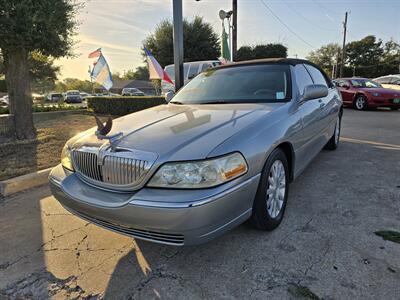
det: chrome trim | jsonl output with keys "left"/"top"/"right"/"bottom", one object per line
{"left": 129, "top": 174, "right": 261, "bottom": 208}
{"left": 71, "top": 146, "right": 158, "bottom": 191}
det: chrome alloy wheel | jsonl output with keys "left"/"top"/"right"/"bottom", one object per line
{"left": 266, "top": 160, "right": 286, "bottom": 218}
{"left": 334, "top": 115, "right": 340, "bottom": 145}
{"left": 355, "top": 96, "right": 366, "bottom": 110}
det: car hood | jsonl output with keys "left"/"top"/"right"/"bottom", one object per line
{"left": 71, "top": 103, "right": 283, "bottom": 160}
{"left": 363, "top": 88, "right": 400, "bottom": 96}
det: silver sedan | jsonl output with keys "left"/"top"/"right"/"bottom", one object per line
{"left": 49, "top": 58, "right": 343, "bottom": 246}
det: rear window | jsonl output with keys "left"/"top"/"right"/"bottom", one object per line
{"left": 172, "top": 64, "right": 291, "bottom": 104}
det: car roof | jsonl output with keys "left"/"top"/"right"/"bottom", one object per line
{"left": 165, "top": 60, "right": 220, "bottom": 68}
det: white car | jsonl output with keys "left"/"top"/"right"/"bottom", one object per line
{"left": 373, "top": 75, "right": 400, "bottom": 91}
{"left": 161, "top": 60, "right": 221, "bottom": 94}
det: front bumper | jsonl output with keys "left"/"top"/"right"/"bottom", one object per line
{"left": 369, "top": 97, "right": 400, "bottom": 107}
{"left": 49, "top": 164, "right": 260, "bottom": 246}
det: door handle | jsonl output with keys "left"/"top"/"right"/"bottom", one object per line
{"left": 318, "top": 99, "right": 325, "bottom": 108}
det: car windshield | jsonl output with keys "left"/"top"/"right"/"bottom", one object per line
{"left": 350, "top": 79, "right": 381, "bottom": 88}
{"left": 67, "top": 91, "right": 80, "bottom": 95}
{"left": 171, "top": 64, "right": 291, "bottom": 104}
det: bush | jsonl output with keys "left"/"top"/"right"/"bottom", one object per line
{"left": 0, "top": 103, "right": 86, "bottom": 115}
{"left": 87, "top": 96, "right": 165, "bottom": 115}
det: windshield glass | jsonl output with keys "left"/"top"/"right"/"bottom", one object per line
{"left": 171, "top": 64, "right": 291, "bottom": 104}
{"left": 350, "top": 79, "right": 381, "bottom": 88}
{"left": 67, "top": 91, "right": 80, "bottom": 95}
{"left": 165, "top": 64, "right": 190, "bottom": 81}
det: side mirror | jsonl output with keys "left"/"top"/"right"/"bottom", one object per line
{"left": 165, "top": 91, "right": 175, "bottom": 103}
{"left": 302, "top": 84, "right": 328, "bottom": 101}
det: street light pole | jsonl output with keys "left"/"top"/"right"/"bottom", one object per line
{"left": 172, "top": 0, "right": 184, "bottom": 91}
{"left": 232, "top": 0, "right": 237, "bottom": 61}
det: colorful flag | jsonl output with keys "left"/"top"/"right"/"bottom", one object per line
{"left": 88, "top": 48, "right": 102, "bottom": 58}
{"left": 144, "top": 47, "right": 174, "bottom": 84}
{"left": 90, "top": 54, "right": 113, "bottom": 90}
{"left": 221, "top": 22, "right": 231, "bottom": 62}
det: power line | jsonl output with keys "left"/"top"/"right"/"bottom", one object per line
{"left": 281, "top": 0, "right": 337, "bottom": 32}
{"left": 259, "top": 0, "right": 315, "bottom": 49}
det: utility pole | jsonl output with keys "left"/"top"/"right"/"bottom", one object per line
{"left": 340, "top": 12, "right": 348, "bottom": 78}
{"left": 232, "top": 0, "right": 237, "bottom": 61}
{"left": 172, "top": 0, "right": 184, "bottom": 91}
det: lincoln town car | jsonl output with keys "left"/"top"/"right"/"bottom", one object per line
{"left": 49, "top": 58, "right": 343, "bottom": 246}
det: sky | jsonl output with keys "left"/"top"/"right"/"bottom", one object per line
{"left": 56, "top": 0, "right": 400, "bottom": 80}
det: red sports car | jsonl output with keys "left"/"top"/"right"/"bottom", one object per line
{"left": 333, "top": 78, "right": 400, "bottom": 110}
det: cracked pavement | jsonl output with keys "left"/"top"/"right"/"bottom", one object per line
{"left": 1, "top": 109, "right": 400, "bottom": 299}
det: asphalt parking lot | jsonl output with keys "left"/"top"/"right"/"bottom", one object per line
{"left": 0, "top": 108, "right": 399, "bottom": 299}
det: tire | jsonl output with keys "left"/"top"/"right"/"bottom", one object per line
{"left": 353, "top": 95, "right": 368, "bottom": 110}
{"left": 250, "top": 148, "right": 289, "bottom": 231}
{"left": 324, "top": 113, "right": 341, "bottom": 150}
{"left": 390, "top": 107, "right": 399, "bottom": 111}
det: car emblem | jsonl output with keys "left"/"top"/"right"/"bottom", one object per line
{"left": 94, "top": 115, "right": 123, "bottom": 149}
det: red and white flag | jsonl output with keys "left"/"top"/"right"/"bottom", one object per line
{"left": 88, "top": 48, "right": 102, "bottom": 58}
{"left": 144, "top": 47, "right": 173, "bottom": 84}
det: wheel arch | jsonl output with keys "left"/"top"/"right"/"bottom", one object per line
{"left": 276, "top": 142, "right": 295, "bottom": 183}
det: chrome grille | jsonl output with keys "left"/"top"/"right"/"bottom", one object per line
{"left": 71, "top": 147, "right": 155, "bottom": 189}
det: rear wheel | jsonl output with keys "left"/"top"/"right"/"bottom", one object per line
{"left": 353, "top": 95, "right": 368, "bottom": 110}
{"left": 250, "top": 148, "right": 289, "bottom": 230}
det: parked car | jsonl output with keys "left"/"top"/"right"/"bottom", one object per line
{"left": 46, "top": 93, "right": 64, "bottom": 102}
{"left": 161, "top": 60, "right": 221, "bottom": 94}
{"left": 0, "top": 95, "right": 9, "bottom": 106}
{"left": 122, "top": 88, "right": 145, "bottom": 96}
{"left": 64, "top": 90, "right": 83, "bottom": 103}
{"left": 373, "top": 74, "right": 400, "bottom": 91}
{"left": 333, "top": 78, "right": 400, "bottom": 110}
{"left": 49, "top": 58, "right": 342, "bottom": 246}
{"left": 80, "top": 92, "right": 92, "bottom": 99}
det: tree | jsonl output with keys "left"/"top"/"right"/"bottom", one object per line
{"left": 0, "top": 0, "right": 78, "bottom": 139}
{"left": 29, "top": 51, "right": 60, "bottom": 93}
{"left": 143, "top": 16, "right": 220, "bottom": 68}
{"left": 123, "top": 66, "right": 149, "bottom": 80}
{"left": 55, "top": 78, "right": 96, "bottom": 93}
{"left": 345, "top": 35, "right": 383, "bottom": 72}
{"left": 307, "top": 43, "right": 341, "bottom": 76}
{"left": 236, "top": 44, "right": 288, "bottom": 61}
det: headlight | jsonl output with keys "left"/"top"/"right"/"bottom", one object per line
{"left": 372, "top": 92, "right": 380, "bottom": 97}
{"left": 61, "top": 144, "right": 74, "bottom": 171}
{"left": 148, "top": 152, "right": 248, "bottom": 189}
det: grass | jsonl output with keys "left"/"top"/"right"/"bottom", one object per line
{"left": 0, "top": 114, "right": 96, "bottom": 181}
{"left": 375, "top": 230, "right": 400, "bottom": 244}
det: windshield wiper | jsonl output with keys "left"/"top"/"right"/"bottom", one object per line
{"left": 170, "top": 101, "right": 185, "bottom": 105}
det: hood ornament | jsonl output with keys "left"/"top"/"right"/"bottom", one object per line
{"left": 94, "top": 115, "right": 123, "bottom": 147}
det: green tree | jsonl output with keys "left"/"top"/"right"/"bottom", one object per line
{"left": 307, "top": 43, "right": 341, "bottom": 76}
{"left": 0, "top": 0, "right": 79, "bottom": 139}
{"left": 29, "top": 51, "right": 60, "bottom": 93}
{"left": 143, "top": 16, "right": 220, "bottom": 68}
{"left": 55, "top": 78, "right": 95, "bottom": 93}
{"left": 346, "top": 36, "right": 383, "bottom": 68}
{"left": 123, "top": 66, "right": 149, "bottom": 80}
{"left": 236, "top": 44, "right": 288, "bottom": 61}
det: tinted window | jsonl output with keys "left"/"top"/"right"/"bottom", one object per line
{"left": 188, "top": 63, "right": 201, "bottom": 78}
{"left": 294, "top": 64, "right": 313, "bottom": 95}
{"left": 171, "top": 64, "right": 291, "bottom": 104}
{"left": 350, "top": 79, "right": 381, "bottom": 88}
{"left": 201, "top": 63, "right": 212, "bottom": 72}
{"left": 304, "top": 64, "right": 328, "bottom": 87}
{"left": 164, "top": 64, "right": 190, "bottom": 81}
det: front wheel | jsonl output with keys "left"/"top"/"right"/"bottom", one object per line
{"left": 353, "top": 95, "right": 368, "bottom": 110}
{"left": 325, "top": 114, "right": 341, "bottom": 150}
{"left": 250, "top": 148, "right": 289, "bottom": 231}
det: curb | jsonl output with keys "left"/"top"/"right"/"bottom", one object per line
{"left": 0, "top": 167, "right": 52, "bottom": 197}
